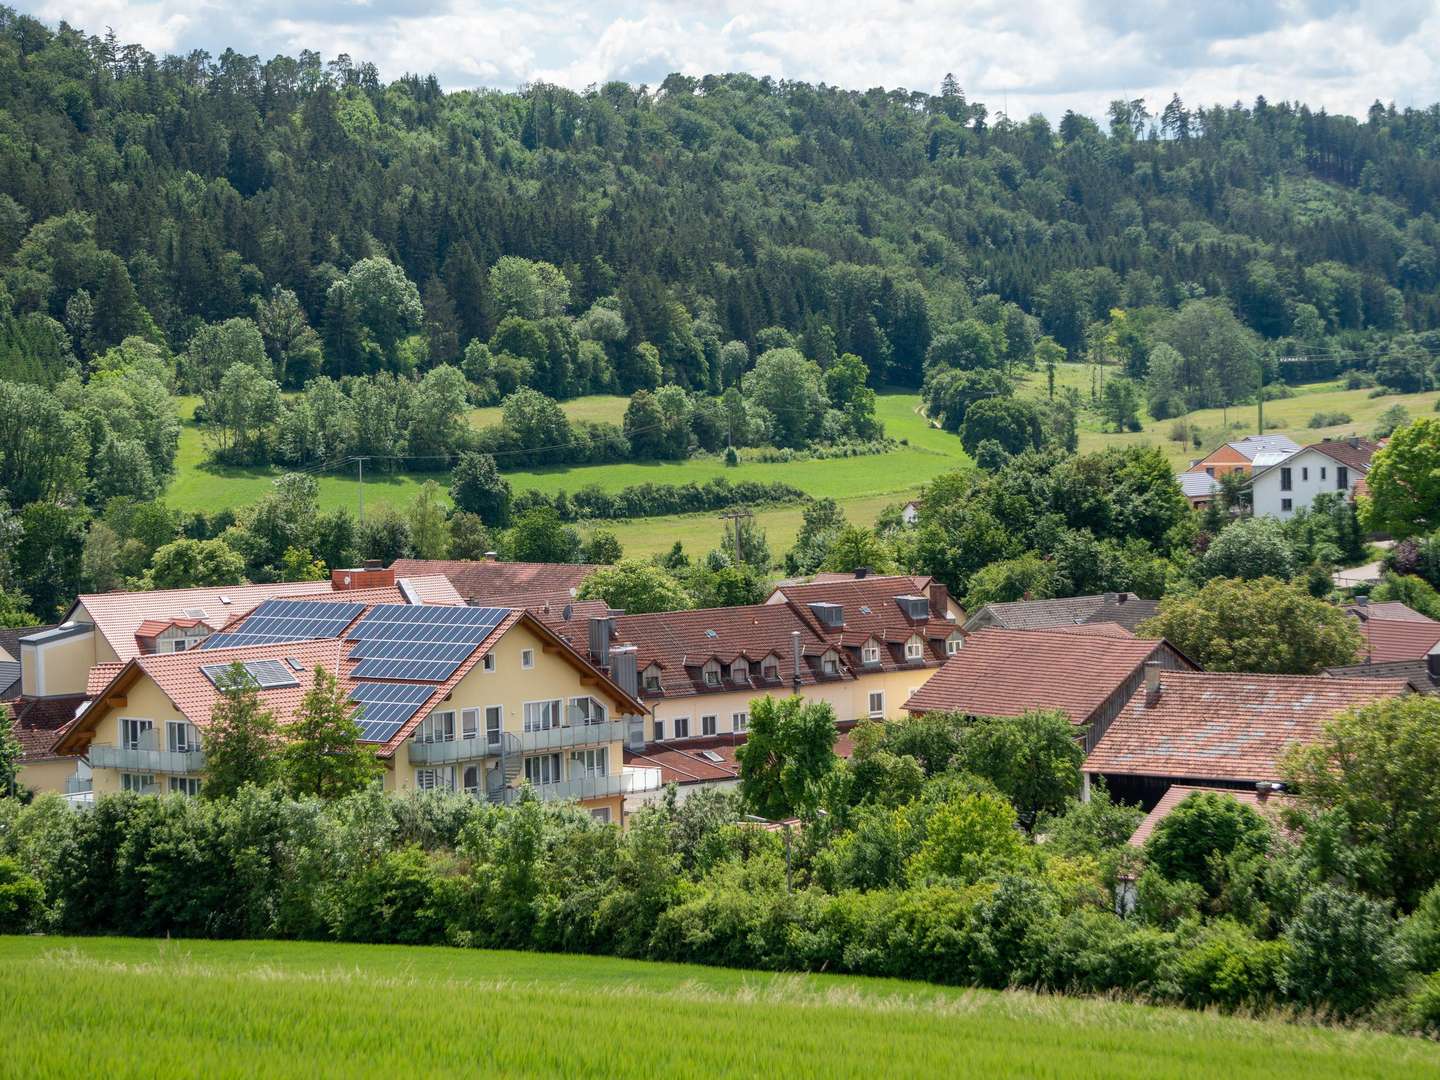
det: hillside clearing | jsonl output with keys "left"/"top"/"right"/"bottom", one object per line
{"left": 3, "top": 936, "right": 1434, "bottom": 1079}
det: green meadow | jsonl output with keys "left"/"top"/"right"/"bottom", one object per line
{"left": 4, "top": 936, "right": 1435, "bottom": 1079}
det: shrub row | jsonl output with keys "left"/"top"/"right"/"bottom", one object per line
{"left": 511, "top": 478, "right": 809, "bottom": 521}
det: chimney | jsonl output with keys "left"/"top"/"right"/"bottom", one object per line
{"left": 1103, "top": 591, "right": 1119, "bottom": 604}
{"left": 1115, "top": 592, "right": 1128, "bottom": 605}
{"left": 610, "top": 645, "right": 638, "bottom": 699}
{"left": 332, "top": 566, "right": 395, "bottom": 590}
{"left": 364, "top": 558, "right": 383, "bottom": 571}
{"left": 1144, "top": 660, "right": 1161, "bottom": 702}
{"left": 791, "top": 630, "right": 802, "bottom": 685}
{"left": 853, "top": 566, "right": 870, "bottom": 579}
{"left": 588, "top": 616, "right": 612, "bottom": 668}
{"left": 928, "top": 582, "right": 951, "bottom": 619}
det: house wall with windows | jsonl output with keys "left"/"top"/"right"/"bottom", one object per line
{"left": 1252, "top": 448, "right": 1361, "bottom": 519}
{"left": 81, "top": 674, "right": 198, "bottom": 797}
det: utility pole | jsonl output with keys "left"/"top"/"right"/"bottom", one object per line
{"left": 718, "top": 507, "right": 753, "bottom": 567}
{"left": 355, "top": 456, "right": 369, "bottom": 524}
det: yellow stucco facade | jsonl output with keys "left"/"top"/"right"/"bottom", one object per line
{"left": 21, "top": 627, "right": 97, "bottom": 698}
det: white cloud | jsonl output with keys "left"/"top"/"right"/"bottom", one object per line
{"left": 28, "top": 0, "right": 1440, "bottom": 119}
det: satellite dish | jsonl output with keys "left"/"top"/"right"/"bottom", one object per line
{"left": 563, "top": 603, "right": 573, "bottom": 621}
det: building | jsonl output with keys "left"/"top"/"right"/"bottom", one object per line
{"left": 16, "top": 569, "right": 462, "bottom": 699}
{"left": 1126, "top": 785, "right": 1293, "bottom": 847}
{"left": 1083, "top": 667, "right": 1406, "bottom": 809}
{"left": 0, "top": 624, "right": 55, "bottom": 701}
{"left": 1325, "top": 655, "right": 1440, "bottom": 693}
{"left": 903, "top": 628, "right": 1196, "bottom": 751}
{"left": 1251, "top": 437, "right": 1378, "bottom": 520}
{"left": 1344, "top": 598, "right": 1434, "bottom": 624}
{"left": 1189, "top": 434, "right": 1301, "bottom": 481}
{"left": 900, "top": 500, "right": 922, "bottom": 526}
{"left": 388, "top": 557, "right": 598, "bottom": 608}
{"left": 1176, "top": 471, "right": 1221, "bottom": 510}
{"left": 1356, "top": 618, "right": 1440, "bottom": 663}
{"left": 623, "top": 730, "right": 857, "bottom": 811}
{"left": 48, "top": 594, "right": 658, "bottom": 822}
{"left": 962, "top": 592, "right": 1159, "bottom": 635}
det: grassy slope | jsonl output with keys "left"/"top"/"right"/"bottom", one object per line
{"left": 1018, "top": 363, "right": 1440, "bottom": 469}
{"left": 165, "top": 393, "right": 968, "bottom": 558}
{"left": 5, "top": 936, "right": 1435, "bottom": 1080}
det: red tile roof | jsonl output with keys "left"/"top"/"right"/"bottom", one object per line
{"left": 1044, "top": 622, "right": 1136, "bottom": 639}
{"left": 389, "top": 559, "right": 597, "bottom": 607}
{"left": 1309, "top": 438, "right": 1379, "bottom": 471}
{"left": 769, "top": 576, "right": 961, "bottom": 673}
{"left": 1347, "top": 601, "right": 1435, "bottom": 624}
{"left": 1359, "top": 618, "right": 1440, "bottom": 663}
{"left": 1085, "top": 671, "right": 1408, "bottom": 784}
{"left": 1126, "top": 785, "right": 1294, "bottom": 847}
{"left": 625, "top": 730, "right": 855, "bottom": 786}
{"left": 10, "top": 695, "right": 87, "bottom": 761}
{"left": 903, "top": 628, "right": 1180, "bottom": 724}
{"left": 135, "top": 617, "right": 211, "bottom": 639}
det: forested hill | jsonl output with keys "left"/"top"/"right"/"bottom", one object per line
{"left": 4, "top": 8, "right": 1440, "bottom": 391}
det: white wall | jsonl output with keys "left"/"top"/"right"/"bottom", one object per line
{"left": 1252, "top": 449, "right": 1359, "bottom": 519}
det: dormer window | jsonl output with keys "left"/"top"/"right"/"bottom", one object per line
{"left": 643, "top": 665, "right": 662, "bottom": 693}
{"left": 862, "top": 641, "right": 881, "bottom": 665}
{"left": 730, "top": 660, "right": 749, "bottom": 683}
{"left": 703, "top": 661, "right": 722, "bottom": 687}
{"left": 945, "top": 632, "right": 963, "bottom": 656}
{"left": 905, "top": 636, "right": 925, "bottom": 661}
{"left": 761, "top": 656, "right": 780, "bottom": 681}
{"left": 821, "top": 652, "right": 840, "bottom": 676}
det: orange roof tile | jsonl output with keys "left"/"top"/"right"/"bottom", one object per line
{"left": 903, "top": 628, "right": 1183, "bottom": 724}
{"left": 1085, "top": 671, "right": 1407, "bottom": 784}
{"left": 389, "top": 559, "right": 596, "bottom": 607}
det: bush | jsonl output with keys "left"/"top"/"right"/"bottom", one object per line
{"left": 1284, "top": 886, "right": 1405, "bottom": 1016}
{"left": 1400, "top": 883, "right": 1440, "bottom": 973}
{"left": 1144, "top": 791, "right": 1272, "bottom": 898}
{"left": 1308, "top": 410, "right": 1352, "bottom": 428}
{"left": 0, "top": 856, "right": 44, "bottom": 933}
{"left": 1406, "top": 972, "right": 1440, "bottom": 1033}
{"left": 1170, "top": 919, "right": 1289, "bottom": 1010}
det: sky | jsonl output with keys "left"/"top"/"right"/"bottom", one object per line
{"left": 27, "top": 0, "right": 1440, "bottom": 121}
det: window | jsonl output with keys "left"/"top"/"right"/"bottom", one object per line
{"left": 169, "top": 776, "right": 201, "bottom": 797}
{"left": 1320, "top": 466, "right": 1327, "bottom": 480}
{"left": 946, "top": 634, "right": 963, "bottom": 656}
{"left": 905, "top": 637, "right": 924, "bottom": 661}
{"left": 1204, "top": 466, "right": 1214, "bottom": 477}
{"left": 461, "top": 708, "right": 480, "bottom": 740}
{"left": 654, "top": 719, "right": 664, "bottom": 742}
{"left": 572, "top": 747, "right": 608, "bottom": 777}
{"left": 868, "top": 691, "right": 885, "bottom": 719}
{"left": 703, "top": 662, "right": 721, "bottom": 687}
{"left": 731, "top": 711, "right": 748, "bottom": 733}
{"left": 463, "top": 765, "right": 481, "bottom": 796}
{"left": 482, "top": 653, "right": 496, "bottom": 673}
{"left": 1281, "top": 498, "right": 1293, "bottom": 512}
{"left": 730, "top": 661, "right": 749, "bottom": 683}
{"left": 762, "top": 658, "right": 780, "bottom": 680}
{"left": 862, "top": 642, "right": 881, "bottom": 665}
{"left": 166, "top": 720, "right": 199, "bottom": 754}
{"left": 415, "top": 711, "right": 456, "bottom": 743}
{"left": 643, "top": 668, "right": 662, "bottom": 693}
{"left": 485, "top": 706, "right": 502, "bottom": 747}
{"left": 701, "top": 715, "right": 717, "bottom": 736}
{"left": 167, "top": 637, "right": 192, "bottom": 653}
{"left": 415, "top": 766, "right": 455, "bottom": 791}
{"left": 569, "top": 696, "right": 607, "bottom": 726}
{"left": 674, "top": 716, "right": 690, "bottom": 739}
{"left": 520, "top": 649, "right": 535, "bottom": 669}
{"left": 524, "top": 753, "right": 562, "bottom": 786}
{"left": 524, "top": 700, "right": 561, "bottom": 732}
{"left": 121, "top": 718, "right": 153, "bottom": 751}
{"left": 821, "top": 653, "right": 839, "bottom": 675}
{"left": 1337, "top": 466, "right": 1349, "bottom": 490}
{"left": 121, "top": 773, "right": 155, "bottom": 793}
{"left": 1301, "top": 466, "right": 1309, "bottom": 481}
{"left": 1280, "top": 467, "right": 1292, "bottom": 492}
{"left": 590, "top": 807, "right": 612, "bottom": 824}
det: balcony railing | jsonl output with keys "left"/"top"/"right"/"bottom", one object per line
{"left": 64, "top": 775, "right": 93, "bottom": 795}
{"left": 409, "top": 719, "right": 628, "bottom": 764}
{"left": 89, "top": 731, "right": 205, "bottom": 776}
{"left": 489, "top": 765, "right": 663, "bottom": 805}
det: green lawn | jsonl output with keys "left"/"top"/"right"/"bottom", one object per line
{"left": 1018, "top": 364, "right": 1440, "bottom": 469}
{"left": 4, "top": 937, "right": 1434, "bottom": 1079}
{"left": 164, "top": 393, "right": 966, "bottom": 558}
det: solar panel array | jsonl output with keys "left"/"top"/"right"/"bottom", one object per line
{"left": 200, "top": 658, "right": 300, "bottom": 690}
{"left": 348, "top": 681, "right": 436, "bottom": 742}
{"left": 346, "top": 605, "right": 510, "bottom": 684}
{"left": 199, "top": 599, "right": 365, "bottom": 649}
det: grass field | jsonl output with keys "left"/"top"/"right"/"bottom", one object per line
{"left": 165, "top": 392, "right": 967, "bottom": 558}
{"left": 4, "top": 936, "right": 1435, "bottom": 1079}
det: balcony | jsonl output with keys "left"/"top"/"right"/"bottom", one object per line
{"left": 89, "top": 732, "right": 205, "bottom": 775}
{"left": 408, "top": 719, "right": 628, "bottom": 765}
{"left": 489, "top": 766, "right": 663, "bottom": 806}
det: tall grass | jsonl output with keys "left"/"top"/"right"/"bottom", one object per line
{"left": 4, "top": 937, "right": 1436, "bottom": 1079}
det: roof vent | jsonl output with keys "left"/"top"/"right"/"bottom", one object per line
{"left": 704, "top": 629, "right": 718, "bottom": 638}
{"left": 859, "top": 605, "right": 872, "bottom": 615}
{"left": 808, "top": 602, "right": 844, "bottom": 629}
{"left": 219, "top": 595, "right": 232, "bottom": 605}
{"left": 183, "top": 608, "right": 208, "bottom": 620}
{"left": 853, "top": 567, "right": 870, "bottom": 579}
{"left": 699, "top": 750, "right": 724, "bottom": 763}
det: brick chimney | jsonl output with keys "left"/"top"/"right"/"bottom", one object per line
{"left": 332, "top": 566, "right": 396, "bottom": 590}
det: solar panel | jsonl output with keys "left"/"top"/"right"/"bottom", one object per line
{"left": 345, "top": 605, "right": 510, "bottom": 682}
{"left": 200, "top": 659, "right": 300, "bottom": 690}
{"left": 348, "top": 681, "right": 435, "bottom": 743}
{"left": 200, "top": 599, "right": 364, "bottom": 649}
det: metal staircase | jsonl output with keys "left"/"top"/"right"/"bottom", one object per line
{"left": 485, "top": 732, "right": 523, "bottom": 804}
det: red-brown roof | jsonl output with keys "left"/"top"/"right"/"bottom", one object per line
{"left": 10, "top": 695, "right": 87, "bottom": 761}
{"left": 389, "top": 559, "right": 597, "bottom": 607}
{"left": 135, "top": 617, "right": 210, "bottom": 639}
{"left": 1085, "top": 670, "right": 1408, "bottom": 784}
{"left": 625, "top": 730, "right": 855, "bottom": 786}
{"left": 1347, "top": 601, "right": 1435, "bottom": 624}
{"left": 1360, "top": 618, "right": 1440, "bottom": 663}
{"left": 1044, "top": 622, "right": 1136, "bottom": 639}
{"left": 1309, "top": 438, "right": 1379, "bottom": 471}
{"left": 903, "top": 628, "right": 1179, "bottom": 724}
{"left": 1127, "top": 785, "right": 1293, "bottom": 847}
{"left": 769, "top": 576, "right": 960, "bottom": 673}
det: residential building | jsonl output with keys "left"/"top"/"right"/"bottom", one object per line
{"left": 1357, "top": 618, "right": 1440, "bottom": 663}
{"left": 388, "top": 557, "right": 598, "bottom": 608}
{"left": 904, "top": 628, "right": 1196, "bottom": 751}
{"left": 1344, "top": 598, "right": 1434, "bottom": 624}
{"left": 49, "top": 596, "right": 657, "bottom": 822}
{"left": 1126, "top": 785, "right": 1292, "bottom": 847}
{"left": 1251, "top": 437, "right": 1378, "bottom": 519}
{"left": 1189, "top": 434, "right": 1301, "bottom": 481}
{"left": 900, "top": 500, "right": 922, "bottom": 526}
{"left": 1176, "top": 471, "right": 1221, "bottom": 510}
{"left": 0, "top": 624, "right": 54, "bottom": 701}
{"left": 16, "top": 568, "right": 461, "bottom": 699}
{"left": 1083, "top": 667, "right": 1406, "bottom": 809}
{"left": 1326, "top": 655, "right": 1440, "bottom": 694}
{"left": 962, "top": 592, "right": 1159, "bottom": 635}
{"left": 11, "top": 694, "right": 91, "bottom": 799}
